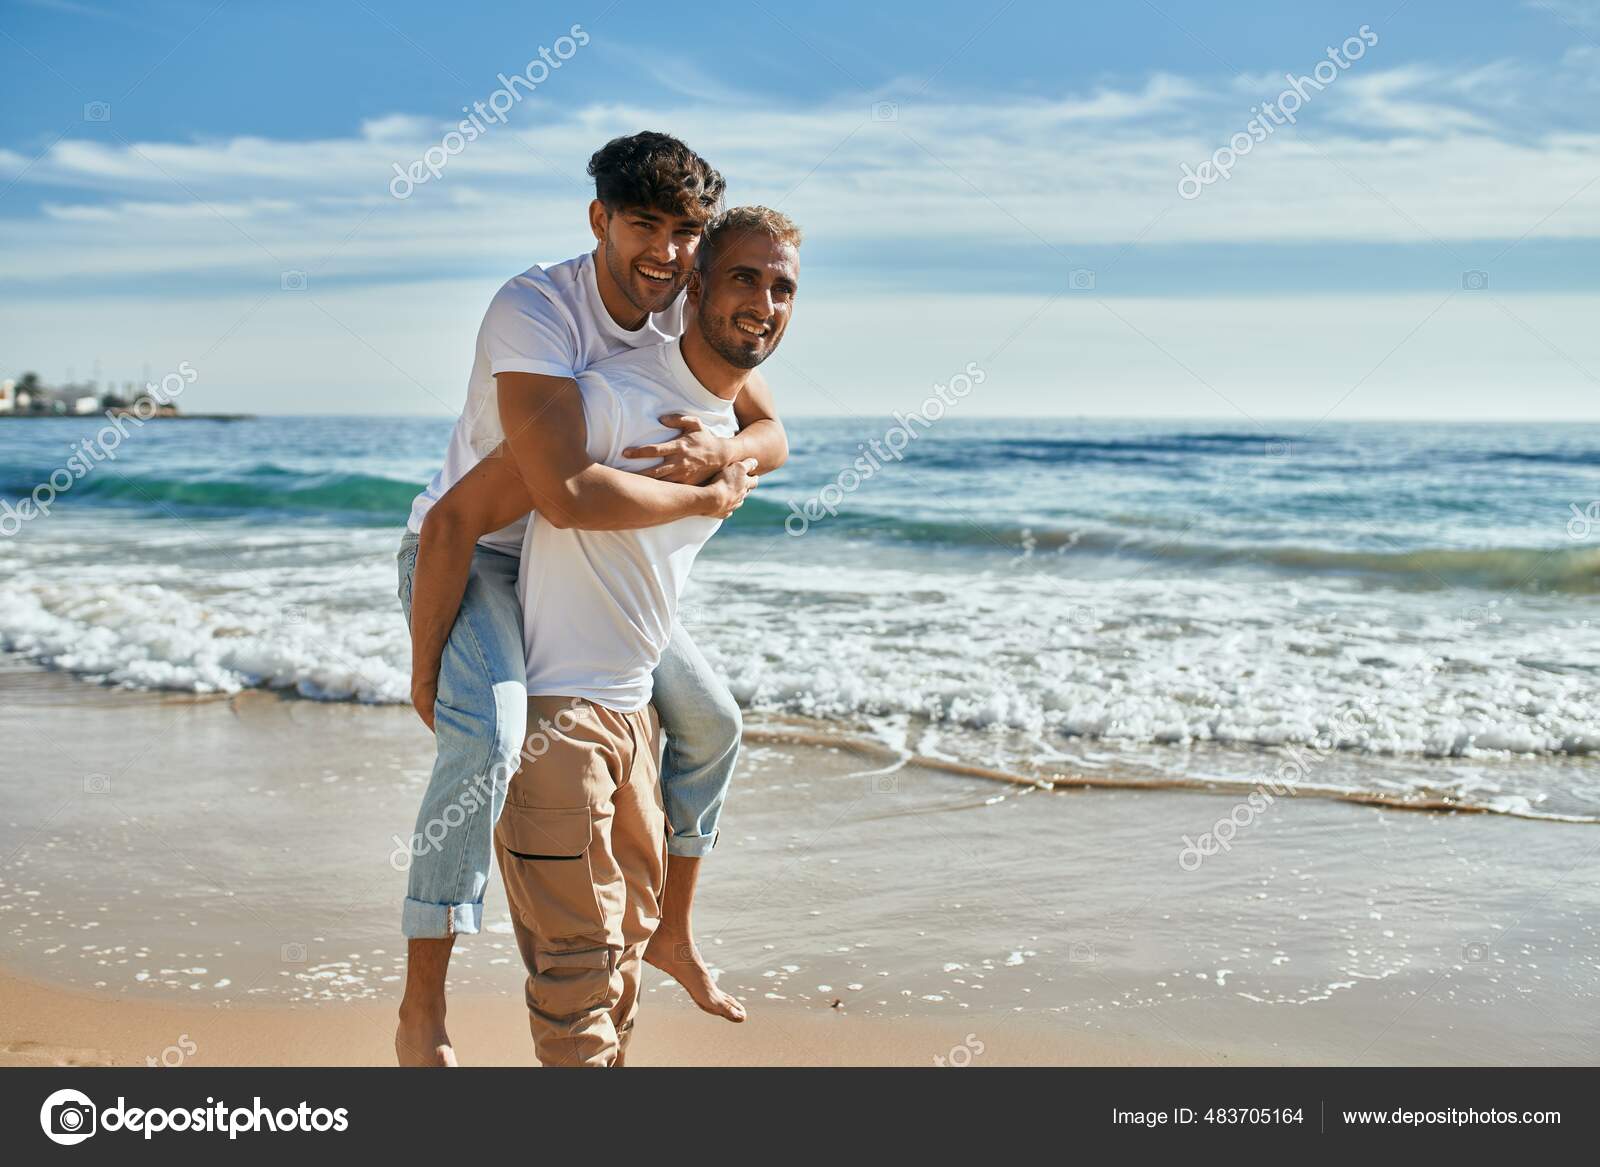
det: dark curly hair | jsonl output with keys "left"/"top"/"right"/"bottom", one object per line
{"left": 586, "top": 131, "right": 725, "bottom": 223}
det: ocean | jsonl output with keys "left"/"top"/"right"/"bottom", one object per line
{"left": 2, "top": 415, "right": 1597, "bottom": 822}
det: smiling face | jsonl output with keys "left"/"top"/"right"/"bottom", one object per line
{"left": 690, "top": 229, "right": 800, "bottom": 370}
{"left": 591, "top": 200, "right": 707, "bottom": 319}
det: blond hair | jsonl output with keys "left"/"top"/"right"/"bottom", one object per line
{"left": 697, "top": 205, "right": 803, "bottom": 270}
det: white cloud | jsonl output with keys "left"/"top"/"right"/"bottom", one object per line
{"left": 1029, "top": 73, "right": 1200, "bottom": 123}
{"left": 41, "top": 197, "right": 298, "bottom": 222}
{"left": 1330, "top": 67, "right": 1497, "bottom": 134}
{"left": 2, "top": 60, "right": 1598, "bottom": 420}
{"left": 358, "top": 114, "right": 442, "bottom": 143}
{"left": 0, "top": 70, "right": 1596, "bottom": 289}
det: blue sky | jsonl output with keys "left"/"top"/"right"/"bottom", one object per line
{"left": 2, "top": 0, "right": 1599, "bottom": 418}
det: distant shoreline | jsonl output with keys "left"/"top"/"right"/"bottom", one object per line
{"left": 0, "top": 413, "right": 255, "bottom": 421}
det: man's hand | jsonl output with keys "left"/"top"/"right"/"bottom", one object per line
{"left": 624, "top": 414, "right": 731, "bottom": 484}
{"left": 705, "top": 458, "right": 760, "bottom": 518}
{"left": 412, "top": 675, "right": 437, "bottom": 732}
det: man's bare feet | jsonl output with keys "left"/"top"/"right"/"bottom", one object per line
{"left": 396, "top": 936, "right": 458, "bottom": 1066}
{"left": 645, "top": 927, "right": 745, "bottom": 1022}
{"left": 395, "top": 1005, "right": 458, "bottom": 1067}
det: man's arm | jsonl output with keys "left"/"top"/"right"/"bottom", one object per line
{"left": 623, "top": 367, "right": 789, "bottom": 483}
{"left": 409, "top": 376, "right": 759, "bottom": 729}
{"left": 408, "top": 454, "right": 531, "bottom": 729}
{"left": 496, "top": 370, "right": 750, "bottom": 528}
{"left": 729, "top": 368, "right": 789, "bottom": 472}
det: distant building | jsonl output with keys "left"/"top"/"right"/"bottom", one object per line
{"left": 3, "top": 373, "right": 181, "bottom": 418}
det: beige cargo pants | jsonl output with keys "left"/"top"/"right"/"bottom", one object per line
{"left": 493, "top": 695, "right": 666, "bottom": 1067}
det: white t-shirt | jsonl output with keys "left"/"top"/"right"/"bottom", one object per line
{"left": 406, "top": 251, "right": 685, "bottom": 554}
{"left": 520, "top": 340, "right": 737, "bottom": 711}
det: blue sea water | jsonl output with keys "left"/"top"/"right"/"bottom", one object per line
{"left": 2, "top": 415, "right": 1597, "bottom": 818}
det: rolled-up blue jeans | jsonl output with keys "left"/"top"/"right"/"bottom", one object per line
{"left": 396, "top": 529, "right": 739, "bottom": 939}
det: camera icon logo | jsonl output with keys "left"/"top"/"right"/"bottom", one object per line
{"left": 1461, "top": 270, "right": 1488, "bottom": 291}
{"left": 280, "top": 270, "right": 307, "bottom": 291}
{"left": 40, "top": 1088, "right": 97, "bottom": 1145}
{"left": 1462, "top": 940, "right": 1490, "bottom": 963}
{"left": 281, "top": 604, "right": 306, "bottom": 624}
{"left": 83, "top": 101, "right": 111, "bottom": 122}
{"left": 1068, "top": 268, "right": 1096, "bottom": 291}
{"left": 281, "top": 941, "right": 307, "bottom": 963}
{"left": 1265, "top": 440, "right": 1291, "bottom": 459}
{"left": 871, "top": 101, "right": 898, "bottom": 121}
{"left": 871, "top": 773, "right": 898, "bottom": 794}
{"left": 84, "top": 773, "right": 111, "bottom": 794}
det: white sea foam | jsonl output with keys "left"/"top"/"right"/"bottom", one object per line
{"left": 3, "top": 512, "right": 1596, "bottom": 817}
{"left": 5, "top": 546, "right": 1596, "bottom": 760}
{"left": 685, "top": 557, "right": 1600, "bottom": 761}
{"left": 1, "top": 580, "right": 408, "bottom": 702}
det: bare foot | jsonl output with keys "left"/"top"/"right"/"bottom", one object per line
{"left": 644, "top": 927, "right": 745, "bottom": 1022}
{"left": 395, "top": 1006, "right": 459, "bottom": 1066}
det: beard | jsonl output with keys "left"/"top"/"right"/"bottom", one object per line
{"left": 698, "top": 311, "right": 773, "bottom": 370}
{"left": 603, "top": 236, "right": 681, "bottom": 315}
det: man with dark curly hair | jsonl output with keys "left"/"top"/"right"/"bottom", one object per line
{"left": 395, "top": 132, "right": 788, "bottom": 1065}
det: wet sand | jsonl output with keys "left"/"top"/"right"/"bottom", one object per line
{"left": 2, "top": 659, "right": 1596, "bottom": 1066}
{"left": 0, "top": 967, "right": 1177, "bottom": 1067}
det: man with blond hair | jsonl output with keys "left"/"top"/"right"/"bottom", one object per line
{"left": 421, "top": 206, "right": 802, "bottom": 1065}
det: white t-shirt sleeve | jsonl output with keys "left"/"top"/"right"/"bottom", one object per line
{"left": 482, "top": 281, "right": 580, "bottom": 379}
{"left": 577, "top": 372, "right": 624, "bottom": 466}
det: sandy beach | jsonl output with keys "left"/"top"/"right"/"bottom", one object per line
{"left": 0, "top": 967, "right": 1180, "bottom": 1068}
{"left": 2, "top": 657, "right": 1595, "bottom": 1067}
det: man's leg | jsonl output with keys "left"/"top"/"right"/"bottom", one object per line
{"left": 394, "top": 533, "right": 526, "bottom": 1066}
{"left": 644, "top": 622, "right": 745, "bottom": 1021}
{"left": 396, "top": 937, "right": 455, "bottom": 1066}
{"left": 495, "top": 696, "right": 640, "bottom": 1067}
{"left": 611, "top": 704, "right": 668, "bottom": 1065}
